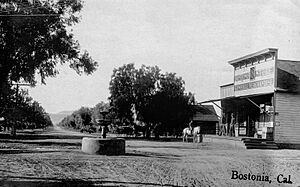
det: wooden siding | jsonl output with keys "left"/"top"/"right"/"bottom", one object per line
{"left": 220, "top": 84, "right": 234, "bottom": 99}
{"left": 277, "top": 60, "right": 300, "bottom": 92}
{"left": 275, "top": 92, "right": 300, "bottom": 144}
{"left": 192, "top": 105, "right": 219, "bottom": 122}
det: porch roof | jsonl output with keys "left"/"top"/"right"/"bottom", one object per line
{"left": 192, "top": 105, "right": 219, "bottom": 122}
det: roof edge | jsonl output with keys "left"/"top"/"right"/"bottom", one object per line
{"left": 220, "top": 83, "right": 234, "bottom": 87}
{"left": 277, "top": 59, "right": 300, "bottom": 63}
{"left": 228, "top": 48, "right": 278, "bottom": 66}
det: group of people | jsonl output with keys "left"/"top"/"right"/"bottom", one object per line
{"left": 219, "top": 113, "right": 236, "bottom": 137}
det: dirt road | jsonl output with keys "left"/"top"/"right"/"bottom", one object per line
{"left": 0, "top": 128, "right": 299, "bottom": 187}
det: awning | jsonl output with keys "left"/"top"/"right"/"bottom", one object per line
{"left": 198, "top": 98, "right": 224, "bottom": 111}
{"left": 198, "top": 98, "right": 222, "bottom": 104}
{"left": 192, "top": 105, "right": 220, "bottom": 121}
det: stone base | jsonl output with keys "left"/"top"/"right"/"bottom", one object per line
{"left": 81, "top": 137, "right": 125, "bottom": 155}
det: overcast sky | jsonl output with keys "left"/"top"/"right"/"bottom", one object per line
{"left": 28, "top": 0, "right": 300, "bottom": 114}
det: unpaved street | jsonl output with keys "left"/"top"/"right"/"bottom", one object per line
{"left": 0, "top": 128, "right": 299, "bottom": 187}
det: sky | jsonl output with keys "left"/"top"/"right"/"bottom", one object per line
{"left": 28, "top": 0, "right": 300, "bottom": 114}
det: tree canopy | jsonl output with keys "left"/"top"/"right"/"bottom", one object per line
{"left": 109, "top": 63, "right": 194, "bottom": 137}
{"left": 1, "top": 88, "right": 53, "bottom": 130}
{"left": 58, "top": 102, "right": 114, "bottom": 133}
{"left": 0, "top": 0, "right": 98, "bottom": 132}
{"left": 108, "top": 63, "right": 136, "bottom": 124}
{"left": 0, "top": 0, "right": 97, "bottom": 96}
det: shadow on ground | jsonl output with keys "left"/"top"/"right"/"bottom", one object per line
{"left": 0, "top": 133, "right": 92, "bottom": 140}
{"left": 127, "top": 144, "right": 206, "bottom": 150}
{"left": 125, "top": 151, "right": 181, "bottom": 160}
{"left": 0, "top": 139, "right": 81, "bottom": 147}
{"left": 0, "top": 149, "right": 72, "bottom": 154}
{"left": 0, "top": 176, "right": 184, "bottom": 187}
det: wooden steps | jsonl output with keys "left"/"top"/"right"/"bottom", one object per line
{"left": 241, "top": 138, "right": 278, "bottom": 149}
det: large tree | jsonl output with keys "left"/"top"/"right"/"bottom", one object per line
{"left": 0, "top": 0, "right": 97, "bottom": 97}
{"left": 140, "top": 72, "right": 193, "bottom": 137}
{"left": 108, "top": 63, "right": 136, "bottom": 125}
{"left": 0, "top": 0, "right": 97, "bottom": 134}
{"left": 109, "top": 64, "right": 194, "bottom": 138}
{"left": 109, "top": 64, "right": 160, "bottom": 131}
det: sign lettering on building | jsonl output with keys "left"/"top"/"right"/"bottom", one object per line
{"left": 234, "top": 59, "right": 275, "bottom": 96}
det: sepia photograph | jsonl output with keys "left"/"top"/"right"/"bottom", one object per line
{"left": 0, "top": 0, "right": 300, "bottom": 186}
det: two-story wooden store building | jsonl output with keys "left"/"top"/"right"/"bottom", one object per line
{"left": 219, "top": 48, "right": 300, "bottom": 148}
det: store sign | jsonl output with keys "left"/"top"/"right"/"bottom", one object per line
{"left": 239, "top": 127, "right": 247, "bottom": 135}
{"left": 259, "top": 122, "right": 274, "bottom": 128}
{"left": 234, "top": 59, "right": 275, "bottom": 96}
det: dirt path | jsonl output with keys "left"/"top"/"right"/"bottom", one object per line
{"left": 46, "top": 124, "right": 96, "bottom": 137}
{"left": 0, "top": 128, "right": 300, "bottom": 187}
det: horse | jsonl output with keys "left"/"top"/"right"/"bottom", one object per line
{"left": 183, "top": 126, "right": 202, "bottom": 143}
{"left": 192, "top": 126, "right": 202, "bottom": 143}
{"left": 182, "top": 127, "right": 192, "bottom": 142}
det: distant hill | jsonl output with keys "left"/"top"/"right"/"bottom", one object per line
{"left": 49, "top": 110, "right": 74, "bottom": 125}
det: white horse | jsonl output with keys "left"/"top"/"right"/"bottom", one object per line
{"left": 182, "top": 127, "right": 192, "bottom": 142}
{"left": 192, "top": 126, "right": 202, "bottom": 143}
{"left": 183, "top": 126, "right": 202, "bottom": 143}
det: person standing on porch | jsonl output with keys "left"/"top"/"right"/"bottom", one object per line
{"left": 229, "top": 113, "right": 235, "bottom": 136}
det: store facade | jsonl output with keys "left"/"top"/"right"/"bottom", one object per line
{"left": 220, "top": 48, "right": 300, "bottom": 148}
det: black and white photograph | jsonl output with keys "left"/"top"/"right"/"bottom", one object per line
{"left": 0, "top": 0, "right": 300, "bottom": 186}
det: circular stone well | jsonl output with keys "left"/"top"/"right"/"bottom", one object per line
{"left": 81, "top": 137, "right": 125, "bottom": 155}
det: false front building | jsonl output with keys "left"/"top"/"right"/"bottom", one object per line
{"left": 220, "top": 48, "right": 300, "bottom": 148}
